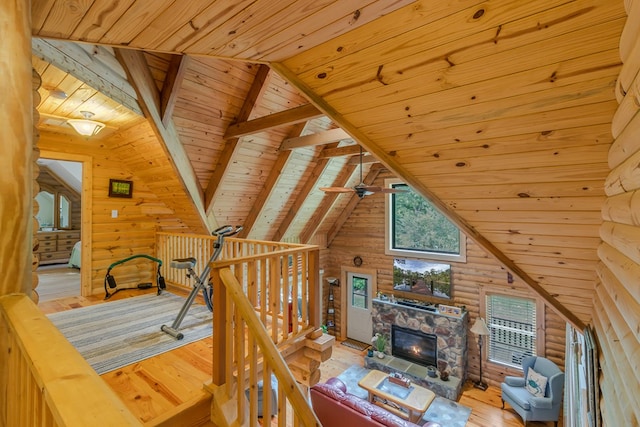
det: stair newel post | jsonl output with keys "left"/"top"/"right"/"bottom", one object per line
{"left": 308, "top": 248, "right": 321, "bottom": 329}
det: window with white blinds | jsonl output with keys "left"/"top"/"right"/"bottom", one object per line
{"left": 486, "top": 294, "right": 537, "bottom": 368}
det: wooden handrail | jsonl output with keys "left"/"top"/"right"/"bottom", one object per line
{"left": 156, "top": 232, "right": 324, "bottom": 425}
{"left": 214, "top": 268, "right": 321, "bottom": 426}
{"left": 0, "top": 294, "right": 140, "bottom": 427}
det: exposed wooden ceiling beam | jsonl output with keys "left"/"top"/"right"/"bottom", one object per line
{"left": 300, "top": 163, "right": 358, "bottom": 244}
{"left": 280, "top": 128, "right": 351, "bottom": 151}
{"left": 319, "top": 145, "right": 362, "bottom": 158}
{"left": 115, "top": 48, "right": 208, "bottom": 233}
{"left": 270, "top": 144, "right": 338, "bottom": 242}
{"left": 239, "top": 123, "right": 307, "bottom": 239}
{"left": 272, "top": 62, "right": 586, "bottom": 331}
{"left": 204, "top": 64, "right": 271, "bottom": 216}
{"left": 160, "top": 54, "right": 189, "bottom": 127}
{"left": 32, "top": 38, "right": 142, "bottom": 116}
{"left": 325, "top": 164, "right": 384, "bottom": 246}
{"left": 223, "top": 103, "right": 323, "bottom": 139}
{"left": 348, "top": 154, "right": 377, "bottom": 165}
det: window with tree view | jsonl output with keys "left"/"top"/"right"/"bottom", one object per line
{"left": 386, "top": 181, "right": 465, "bottom": 262}
{"left": 351, "top": 275, "right": 369, "bottom": 309}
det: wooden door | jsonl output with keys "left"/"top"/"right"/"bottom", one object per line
{"left": 346, "top": 271, "right": 373, "bottom": 343}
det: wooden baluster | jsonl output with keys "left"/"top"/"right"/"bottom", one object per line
{"left": 212, "top": 266, "right": 227, "bottom": 387}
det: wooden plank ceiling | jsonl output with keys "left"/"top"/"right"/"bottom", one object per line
{"left": 30, "top": 0, "right": 627, "bottom": 326}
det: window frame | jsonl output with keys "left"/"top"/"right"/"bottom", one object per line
{"left": 350, "top": 274, "right": 370, "bottom": 309}
{"left": 479, "top": 287, "right": 546, "bottom": 371}
{"left": 384, "top": 179, "right": 466, "bottom": 263}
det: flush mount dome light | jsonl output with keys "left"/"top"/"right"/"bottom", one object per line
{"left": 67, "top": 111, "right": 105, "bottom": 137}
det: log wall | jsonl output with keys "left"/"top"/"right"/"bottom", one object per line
{"left": 38, "top": 132, "right": 180, "bottom": 295}
{"left": 32, "top": 69, "right": 42, "bottom": 304}
{"left": 0, "top": 0, "right": 32, "bottom": 298}
{"left": 322, "top": 170, "right": 565, "bottom": 389}
{"left": 594, "top": 0, "right": 640, "bottom": 425}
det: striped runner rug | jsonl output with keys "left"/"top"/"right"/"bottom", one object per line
{"left": 47, "top": 292, "right": 212, "bottom": 374}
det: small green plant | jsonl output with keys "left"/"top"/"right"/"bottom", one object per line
{"left": 371, "top": 333, "right": 387, "bottom": 352}
{"left": 321, "top": 324, "right": 328, "bottom": 333}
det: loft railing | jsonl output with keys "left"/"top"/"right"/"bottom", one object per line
{"left": 156, "top": 233, "right": 322, "bottom": 338}
{"left": 0, "top": 234, "right": 324, "bottom": 427}
{"left": 0, "top": 294, "right": 141, "bottom": 427}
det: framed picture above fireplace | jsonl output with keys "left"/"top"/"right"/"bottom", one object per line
{"left": 393, "top": 258, "right": 452, "bottom": 299}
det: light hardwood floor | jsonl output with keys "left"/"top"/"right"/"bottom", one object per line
{"left": 38, "top": 290, "right": 553, "bottom": 426}
{"left": 36, "top": 265, "right": 80, "bottom": 302}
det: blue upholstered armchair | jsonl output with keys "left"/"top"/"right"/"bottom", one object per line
{"left": 501, "top": 356, "right": 564, "bottom": 426}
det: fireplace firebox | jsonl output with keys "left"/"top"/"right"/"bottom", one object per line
{"left": 391, "top": 325, "right": 437, "bottom": 367}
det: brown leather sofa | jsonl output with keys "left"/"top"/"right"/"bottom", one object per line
{"left": 310, "top": 378, "right": 438, "bottom": 427}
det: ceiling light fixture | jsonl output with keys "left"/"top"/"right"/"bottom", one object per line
{"left": 48, "top": 88, "right": 67, "bottom": 99}
{"left": 67, "top": 111, "right": 105, "bottom": 137}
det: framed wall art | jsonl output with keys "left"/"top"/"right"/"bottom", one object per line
{"left": 108, "top": 179, "right": 133, "bottom": 198}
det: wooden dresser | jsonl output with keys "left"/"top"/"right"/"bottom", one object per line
{"left": 36, "top": 230, "right": 81, "bottom": 265}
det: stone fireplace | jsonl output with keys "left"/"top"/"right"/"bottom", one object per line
{"left": 366, "top": 299, "right": 468, "bottom": 400}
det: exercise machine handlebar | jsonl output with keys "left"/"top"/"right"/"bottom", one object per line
{"left": 213, "top": 224, "right": 243, "bottom": 237}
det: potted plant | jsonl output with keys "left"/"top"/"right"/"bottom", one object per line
{"left": 371, "top": 333, "right": 387, "bottom": 358}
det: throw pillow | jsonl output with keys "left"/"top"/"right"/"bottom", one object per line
{"left": 525, "top": 367, "right": 548, "bottom": 397}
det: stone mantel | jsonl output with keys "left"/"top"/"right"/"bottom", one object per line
{"left": 371, "top": 299, "right": 468, "bottom": 381}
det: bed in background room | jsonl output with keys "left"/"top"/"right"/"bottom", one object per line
{"left": 68, "top": 241, "right": 81, "bottom": 269}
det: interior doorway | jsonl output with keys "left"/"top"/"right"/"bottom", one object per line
{"left": 37, "top": 152, "right": 92, "bottom": 299}
{"left": 343, "top": 268, "right": 376, "bottom": 344}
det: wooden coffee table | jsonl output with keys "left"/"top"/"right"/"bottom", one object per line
{"left": 358, "top": 369, "right": 436, "bottom": 423}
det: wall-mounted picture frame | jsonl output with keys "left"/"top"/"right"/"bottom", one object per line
{"left": 108, "top": 179, "right": 133, "bottom": 198}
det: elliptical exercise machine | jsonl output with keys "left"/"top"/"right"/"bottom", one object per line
{"left": 161, "top": 225, "right": 243, "bottom": 340}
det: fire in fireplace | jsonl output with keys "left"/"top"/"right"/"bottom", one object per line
{"left": 391, "top": 325, "right": 437, "bottom": 367}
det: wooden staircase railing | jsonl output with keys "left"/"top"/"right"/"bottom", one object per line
{"left": 208, "top": 268, "right": 323, "bottom": 426}
{"left": 158, "top": 232, "right": 333, "bottom": 425}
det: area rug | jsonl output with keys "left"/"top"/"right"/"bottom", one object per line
{"left": 336, "top": 364, "right": 471, "bottom": 427}
{"left": 341, "top": 338, "right": 371, "bottom": 351}
{"left": 47, "top": 292, "right": 212, "bottom": 375}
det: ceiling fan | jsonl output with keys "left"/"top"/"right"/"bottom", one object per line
{"left": 319, "top": 146, "right": 408, "bottom": 199}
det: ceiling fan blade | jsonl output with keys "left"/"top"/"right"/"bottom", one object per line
{"left": 357, "top": 185, "right": 408, "bottom": 194}
{"left": 319, "top": 187, "right": 355, "bottom": 193}
{"left": 378, "top": 187, "right": 409, "bottom": 194}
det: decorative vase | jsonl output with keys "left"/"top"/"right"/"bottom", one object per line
{"left": 367, "top": 349, "right": 374, "bottom": 357}
{"left": 376, "top": 351, "right": 385, "bottom": 359}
